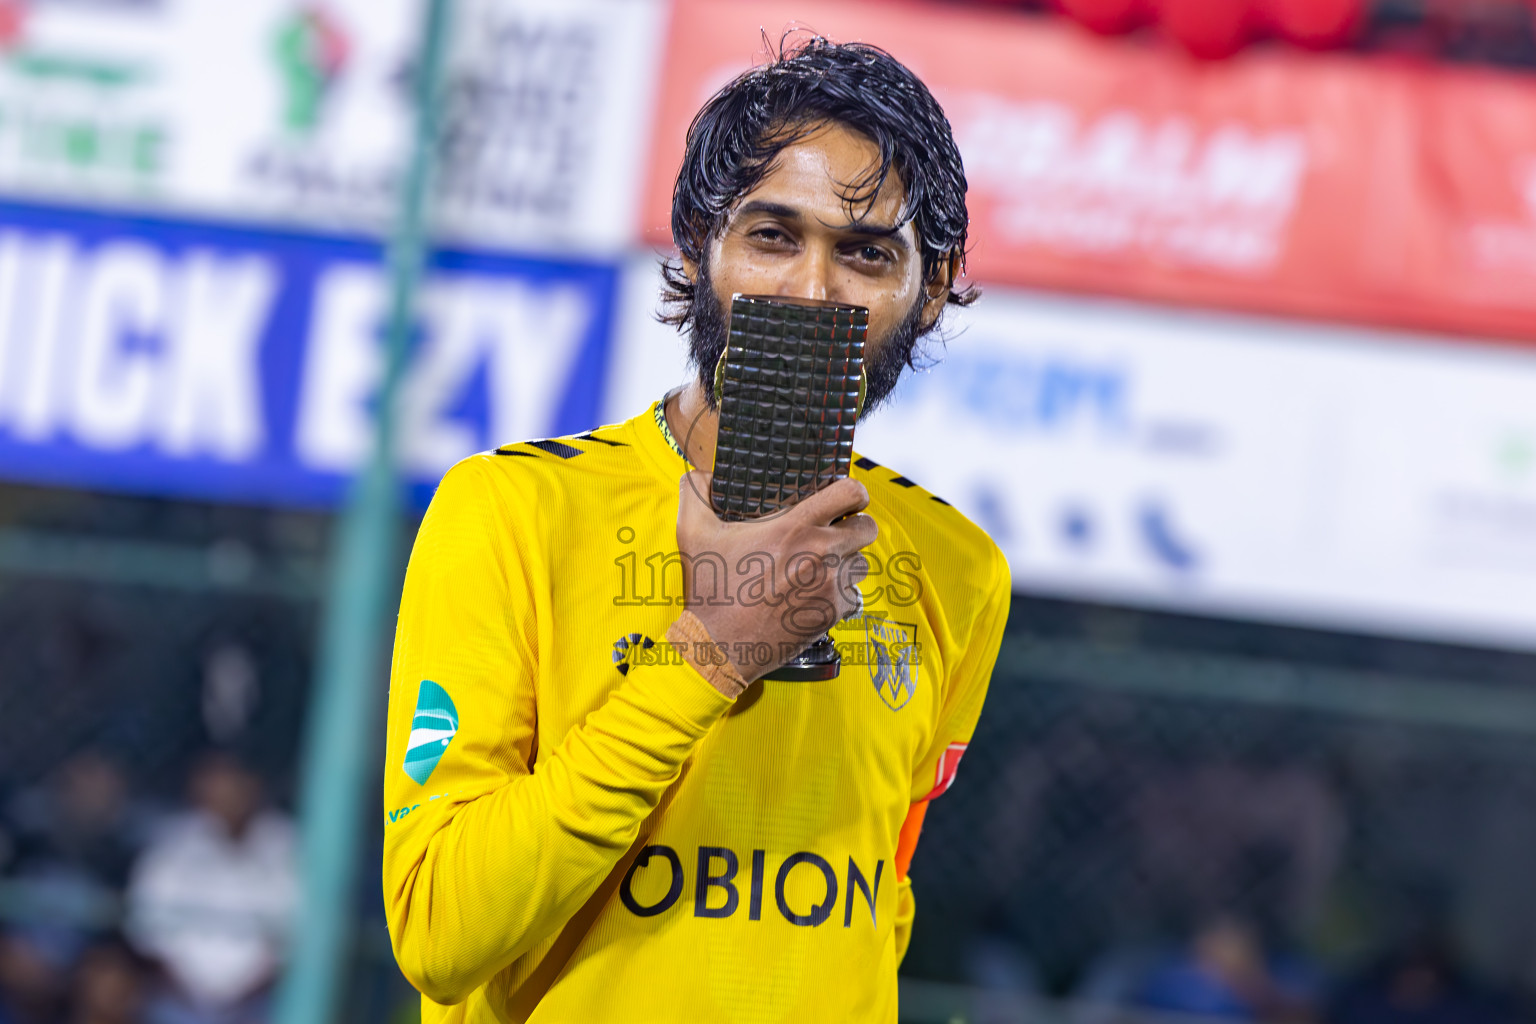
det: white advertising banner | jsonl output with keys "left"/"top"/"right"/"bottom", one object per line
{"left": 848, "top": 290, "right": 1536, "bottom": 651}
{"left": 0, "top": 0, "right": 181, "bottom": 202}
{"left": 0, "top": 0, "right": 665, "bottom": 251}
{"left": 609, "top": 257, "right": 1536, "bottom": 653}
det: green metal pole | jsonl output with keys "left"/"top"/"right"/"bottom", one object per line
{"left": 275, "top": 2, "right": 451, "bottom": 1022}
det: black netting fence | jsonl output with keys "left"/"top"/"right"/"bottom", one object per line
{"left": 905, "top": 599, "right": 1536, "bottom": 1023}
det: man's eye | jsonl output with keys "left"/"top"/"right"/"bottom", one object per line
{"left": 751, "top": 228, "right": 790, "bottom": 244}
{"left": 853, "top": 245, "right": 892, "bottom": 264}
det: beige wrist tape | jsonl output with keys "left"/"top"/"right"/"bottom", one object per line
{"left": 666, "top": 610, "right": 749, "bottom": 700}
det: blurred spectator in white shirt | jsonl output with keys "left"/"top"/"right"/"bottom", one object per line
{"left": 126, "top": 753, "right": 296, "bottom": 1024}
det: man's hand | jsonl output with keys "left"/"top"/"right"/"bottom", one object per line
{"left": 676, "top": 471, "right": 878, "bottom": 683}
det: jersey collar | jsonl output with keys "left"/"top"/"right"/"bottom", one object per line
{"left": 626, "top": 393, "right": 881, "bottom": 498}
{"left": 626, "top": 392, "right": 694, "bottom": 481}
{"left": 653, "top": 399, "right": 690, "bottom": 464}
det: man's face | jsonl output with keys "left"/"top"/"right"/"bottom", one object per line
{"left": 684, "top": 121, "right": 949, "bottom": 414}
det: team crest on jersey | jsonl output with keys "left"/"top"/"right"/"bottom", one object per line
{"left": 864, "top": 617, "right": 920, "bottom": 711}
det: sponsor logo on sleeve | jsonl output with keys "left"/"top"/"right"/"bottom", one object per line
{"left": 403, "top": 679, "right": 457, "bottom": 786}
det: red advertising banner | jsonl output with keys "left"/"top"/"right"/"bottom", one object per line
{"left": 643, "top": 0, "right": 1536, "bottom": 344}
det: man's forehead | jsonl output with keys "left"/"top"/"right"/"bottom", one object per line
{"left": 731, "top": 127, "right": 912, "bottom": 231}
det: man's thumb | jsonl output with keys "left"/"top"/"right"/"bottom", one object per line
{"left": 678, "top": 469, "right": 716, "bottom": 522}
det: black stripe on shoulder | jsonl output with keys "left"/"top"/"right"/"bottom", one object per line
{"left": 875, "top": 468, "right": 955, "bottom": 507}
{"left": 494, "top": 449, "right": 539, "bottom": 458}
{"left": 854, "top": 456, "right": 880, "bottom": 471}
{"left": 576, "top": 432, "right": 628, "bottom": 447}
{"left": 526, "top": 439, "right": 585, "bottom": 460}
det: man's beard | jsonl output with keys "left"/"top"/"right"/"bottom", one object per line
{"left": 686, "top": 261, "right": 926, "bottom": 419}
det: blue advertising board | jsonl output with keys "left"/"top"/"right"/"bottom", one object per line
{"left": 0, "top": 200, "right": 618, "bottom": 507}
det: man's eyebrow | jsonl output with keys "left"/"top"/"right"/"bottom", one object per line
{"left": 832, "top": 220, "right": 911, "bottom": 251}
{"left": 735, "top": 200, "right": 802, "bottom": 220}
{"left": 734, "top": 200, "right": 912, "bottom": 251}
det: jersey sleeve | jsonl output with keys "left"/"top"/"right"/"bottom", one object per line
{"left": 910, "top": 542, "right": 1011, "bottom": 804}
{"left": 381, "top": 456, "right": 734, "bottom": 1006}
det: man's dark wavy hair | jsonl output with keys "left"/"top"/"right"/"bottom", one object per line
{"left": 660, "top": 34, "right": 976, "bottom": 332}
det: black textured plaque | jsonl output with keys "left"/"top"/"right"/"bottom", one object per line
{"left": 710, "top": 295, "right": 867, "bottom": 521}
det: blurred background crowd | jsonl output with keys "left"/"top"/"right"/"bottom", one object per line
{"left": 2, "top": 0, "right": 1536, "bottom": 1021}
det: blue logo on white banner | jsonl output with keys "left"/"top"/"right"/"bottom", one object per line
{"left": 0, "top": 200, "right": 619, "bottom": 506}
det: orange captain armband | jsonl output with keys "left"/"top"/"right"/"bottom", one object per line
{"left": 895, "top": 801, "right": 929, "bottom": 881}
{"left": 898, "top": 741, "right": 971, "bottom": 880}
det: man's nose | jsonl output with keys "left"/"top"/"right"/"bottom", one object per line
{"left": 778, "top": 245, "right": 833, "bottom": 303}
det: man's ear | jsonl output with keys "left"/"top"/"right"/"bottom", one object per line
{"left": 918, "top": 251, "right": 960, "bottom": 330}
{"left": 681, "top": 256, "right": 699, "bottom": 285}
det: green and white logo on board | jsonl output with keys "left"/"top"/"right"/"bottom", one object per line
{"left": 403, "top": 680, "right": 457, "bottom": 786}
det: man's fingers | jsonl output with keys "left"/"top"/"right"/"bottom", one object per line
{"left": 838, "top": 584, "right": 866, "bottom": 624}
{"left": 835, "top": 552, "right": 869, "bottom": 623}
{"left": 794, "top": 478, "right": 870, "bottom": 526}
{"left": 823, "top": 511, "right": 879, "bottom": 555}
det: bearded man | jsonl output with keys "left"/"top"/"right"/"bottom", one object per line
{"left": 382, "top": 37, "right": 1010, "bottom": 1023}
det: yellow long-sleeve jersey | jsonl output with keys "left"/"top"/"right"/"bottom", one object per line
{"left": 382, "top": 401, "right": 1010, "bottom": 1022}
